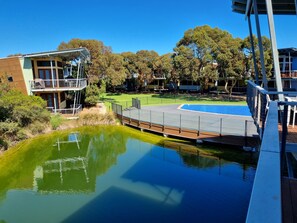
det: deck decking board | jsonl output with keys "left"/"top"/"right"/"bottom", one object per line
{"left": 282, "top": 177, "right": 297, "bottom": 223}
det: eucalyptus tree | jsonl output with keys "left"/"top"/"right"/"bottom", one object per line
{"left": 174, "top": 25, "right": 248, "bottom": 94}
{"left": 121, "top": 50, "right": 160, "bottom": 91}
{"left": 174, "top": 25, "right": 219, "bottom": 91}
{"left": 121, "top": 52, "right": 138, "bottom": 91}
{"left": 93, "top": 53, "right": 127, "bottom": 90}
{"left": 241, "top": 35, "right": 273, "bottom": 81}
{"left": 172, "top": 45, "right": 200, "bottom": 83}
{"left": 135, "top": 50, "right": 159, "bottom": 90}
{"left": 58, "top": 38, "right": 112, "bottom": 84}
{"left": 154, "top": 53, "right": 173, "bottom": 79}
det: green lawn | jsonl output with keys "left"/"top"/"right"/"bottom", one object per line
{"left": 101, "top": 92, "right": 247, "bottom": 110}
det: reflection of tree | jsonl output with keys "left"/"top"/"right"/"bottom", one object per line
{"left": 181, "top": 154, "right": 222, "bottom": 169}
{"left": 0, "top": 126, "right": 130, "bottom": 200}
{"left": 0, "top": 136, "right": 57, "bottom": 201}
{"left": 0, "top": 125, "right": 257, "bottom": 200}
{"left": 162, "top": 140, "right": 257, "bottom": 166}
{"left": 91, "top": 128, "right": 127, "bottom": 176}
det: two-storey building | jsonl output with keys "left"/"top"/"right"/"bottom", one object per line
{"left": 0, "top": 48, "right": 90, "bottom": 115}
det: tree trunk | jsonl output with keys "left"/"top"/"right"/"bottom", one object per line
{"left": 225, "top": 80, "right": 237, "bottom": 100}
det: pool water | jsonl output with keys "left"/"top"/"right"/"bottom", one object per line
{"left": 181, "top": 104, "right": 251, "bottom": 116}
{"left": 0, "top": 126, "right": 255, "bottom": 223}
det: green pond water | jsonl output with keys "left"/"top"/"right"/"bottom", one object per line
{"left": 0, "top": 126, "right": 256, "bottom": 223}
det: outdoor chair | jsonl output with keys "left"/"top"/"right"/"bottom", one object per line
{"left": 286, "top": 97, "right": 297, "bottom": 128}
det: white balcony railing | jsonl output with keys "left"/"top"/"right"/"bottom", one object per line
{"left": 30, "top": 78, "right": 87, "bottom": 91}
{"left": 280, "top": 70, "right": 297, "bottom": 78}
{"left": 47, "top": 104, "right": 82, "bottom": 115}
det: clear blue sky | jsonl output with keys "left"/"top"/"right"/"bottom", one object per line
{"left": 0, "top": 0, "right": 296, "bottom": 58}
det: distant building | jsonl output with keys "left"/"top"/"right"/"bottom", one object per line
{"left": 278, "top": 47, "right": 297, "bottom": 90}
{"left": 0, "top": 48, "right": 90, "bottom": 115}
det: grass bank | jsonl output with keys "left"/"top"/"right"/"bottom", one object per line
{"left": 101, "top": 92, "right": 246, "bottom": 110}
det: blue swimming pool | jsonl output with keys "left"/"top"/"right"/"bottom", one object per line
{"left": 181, "top": 104, "right": 251, "bottom": 116}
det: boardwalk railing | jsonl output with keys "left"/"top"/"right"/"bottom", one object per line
{"left": 246, "top": 101, "right": 282, "bottom": 223}
{"left": 112, "top": 100, "right": 257, "bottom": 146}
{"left": 246, "top": 80, "right": 297, "bottom": 138}
{"left": 246, "top": 81, "right": 297, "bottom": 223}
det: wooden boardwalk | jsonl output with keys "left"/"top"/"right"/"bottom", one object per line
{"left": 282, "top": 177, "right": 297, "bottom": 223}
{"left": 121, "top": 116, "right": 259, "bottom": 149}
{"left": 285, "top": 125, "right": 297, "bottom": 143}
{"left": 281, "top": 126, "right": 297, "bottom": 223}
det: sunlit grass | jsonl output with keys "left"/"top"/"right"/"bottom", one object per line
{"left": 101, "top": 92, "right": 246, "bottom": 110}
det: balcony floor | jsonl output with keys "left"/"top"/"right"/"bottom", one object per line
{"left": 277, "top": 125, "right": 297, "bottom": 144}
{"left": 282, "top": 177, "right": 297, "bottom": 223}
{"left": 31, "top": 86, "right": 86, "bottom": 92}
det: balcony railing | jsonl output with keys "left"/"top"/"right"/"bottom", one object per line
{"left": 246, "top": 80, "right": 297, "bottom": 222}
{"left": 280, "top": 70, "right": 297, "bottom": 78}
{"left": 153, "top": 74, "right": 166, "bottom": 79}
{"left": 30, "top": 78, "right": 87, "bottom": 91}
{"left": 47, "top": 104, "right": 82, "bottom": 115}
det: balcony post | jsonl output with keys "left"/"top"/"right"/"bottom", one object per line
{"left": 253, "top": 0, "right": 268, "bottom": 90}
{"left": 247, "top": 15, "right": 259, "bottom": 85}
{"left": 265, "top": 0, "right": 284, "bottom": 101}
{"left": 50, "top": 59, "right": 55, "bottom": 88}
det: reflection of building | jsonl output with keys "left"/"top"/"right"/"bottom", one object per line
{"left": 0, "top": 48, "right": 90, "bottom": 115}
{"left": 33, "top": 133, "right": 94, "bottom": 193}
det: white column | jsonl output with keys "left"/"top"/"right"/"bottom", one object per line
{"left": 265, "top": 0, "right": 284, "bottom": 100}
{"left": 254, "top": 0, "right": 268, "bottom": 90}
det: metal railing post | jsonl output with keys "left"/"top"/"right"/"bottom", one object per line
{"left": 163, "top": 112, "right": 165, "bottom": 131}
{"left": 150, "top": 110, "right": 152, "bottom": 128}
{"left": 220, "top": 118, "right": 223, "bottom": 137}
{"left": 129, "top": 109, "right": 131, "bottom": 124}
{"left": 198, "top": 116, "right": 200, "bottom": 135}
{"left": 281, "top": 104, "right": 288, "bottom": 174}
{"left": 257, "top": 91, "right": 261, "bottom": 125}
{"left": 138, "top": 109, "right": 140, "bottom": 127}
{"left": 245, "top": 120, "right": 248, "bottom": 138}
{"left": 179, "top": 114, "right": 182, "bottom": 133}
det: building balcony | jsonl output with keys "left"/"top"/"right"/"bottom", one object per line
{"left": 30, "top": 78, "right": 87, "bottom": 92}
{"left": 153, "top": 74, "right": 166, "bottom": 80}
{"left": 47, "top": 104, "right": 82, "bottom": 115}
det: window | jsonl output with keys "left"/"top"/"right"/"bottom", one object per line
{"left": 57, "top": 61, "right": 63, "bottom": 67}
{"left": 37, "top": 61, "right": 56, "bottom": 67}
{"left": 60, "top": 92, "right": 66, "bottom": 102}
{"left": 58, "top": 69, "right": 64, "bottom": 79}
{"left": 7, "top": 76, "right": 13, "bottom": 82}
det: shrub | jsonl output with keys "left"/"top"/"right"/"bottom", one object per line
{"left": 79, "top": 110, "right": 115, "bottom": 125}
{"left": 0, "top": 90, "right": 50, "bottom": 127}
{"left": 85, "top": 84, "right": 100, "bottom": 106}
{"left": 27, "top": 121, "right": 46, "bottom": 135}
{"left": 0, "top": 121, "right": 20, "bottom": 137}
{"left": 0, "top": 137, "right": 8, "bottom": 150}
{"left": 50, "top": 114, "right": 63, "bottom": 130}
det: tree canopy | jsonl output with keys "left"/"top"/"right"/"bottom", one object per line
{"left": 57, "top": 26, "right": 272, "bottom": 93}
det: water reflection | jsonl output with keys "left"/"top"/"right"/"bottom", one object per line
{"left": 32, "top": 130, "right": 128, "bottom": 194}
{"left": 0, "top": 126, "right": 256, "bottom": 223}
